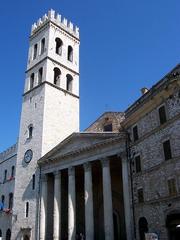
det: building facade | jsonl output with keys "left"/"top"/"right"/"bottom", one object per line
{"left": 0, "top": 9, "right": 180, "bottom": 240}
{"left": 123, "top": 67, "right": 180, "bottom": 240}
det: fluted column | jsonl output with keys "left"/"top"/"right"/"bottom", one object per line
{"left": 53, "top": 171, "right": 61, "bottom": 240}
{"left": 40, "top": 174, "right": 48, "bottom": 240}
{"left": 68, "top": 166, "right": 76, "bottom": 240}
{"left": 122, "top": 155, "right": 132, "bottom": 240}
{"left": 101, "top": 158, "right": 114, "bottom": 240}
{"left": 84, "top": 162, "right": 94, "bottom": 240}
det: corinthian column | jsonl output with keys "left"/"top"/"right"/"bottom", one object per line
{"left": 53, "top": 171, "right": 61, "bottom": 240}
{"left": 84, "top": 162, "right": 94, "bottom": 240}
{"left": 40, "top": 174, "right": 48, "bottom": 240}
{"left": 101, "top": 158, "right": 114, "bottom": 240}
{"left": 68, "top": 166, "right": 76, "bottom": 240}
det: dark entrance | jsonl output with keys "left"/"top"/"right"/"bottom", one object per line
{"left": 166, "top": 213, "right": 180, "bottom": 240}
{"left": 139, "top": 217, "right": 148, "bottom": 240}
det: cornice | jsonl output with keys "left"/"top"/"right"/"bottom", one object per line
{"left": 23, "top": 81, "right": 79, "bottom": 99}
{"left": 26, "top": 56, "right": 80, "bottom": 76}
{"left": 38, "top": 133, "right": 126, "bottom": 166}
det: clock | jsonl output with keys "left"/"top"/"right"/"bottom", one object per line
{"left": 24, "top": 149, "right": 33, "bottom": 163}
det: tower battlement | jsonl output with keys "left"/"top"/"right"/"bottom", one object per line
{"left": 31, "top": 9, "right": 79, "bottom": 39}
{"left": 0, "top": 143, "right": 17, "bottom": 162}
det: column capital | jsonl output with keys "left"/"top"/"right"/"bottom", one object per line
{"left": 100, "top": 157, "right": 110, "bottom": 167}
{"left": 53, "top": 170, "right": 61, "bottom": 178}
{"left": 68, "top": 166, "right": 75, "bottom": 176}
{"left": 41, "top": 174, "right": 48, "bottom": 182}
{"left": 121, "top": 151, "right": 127, "bottom": 162}
{"left": 83, "top": 162, "right": 92, "bottom": 171}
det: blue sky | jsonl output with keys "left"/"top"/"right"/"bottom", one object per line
{"left": 0, "top": 0, "right": 180, "bottom": 152}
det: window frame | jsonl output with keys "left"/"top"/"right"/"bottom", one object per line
{"left": 137, "top": 188, "right": 144, "bottom": 203}
{"left": 167, "top": 178, "right": 177, "bottom": 196}
{"left": 163, "top": 139, "right": 172, "bottom": 160}
{"left": 132, "top": 125, "right": 139, "bottom": 142}
{"left": 158, "top": 104, "right": 167, "bottom": 125}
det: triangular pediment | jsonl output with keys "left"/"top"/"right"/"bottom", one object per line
{"left": 39, "top": 132, "right": 122, "bottom": 163}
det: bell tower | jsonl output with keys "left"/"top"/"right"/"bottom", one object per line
{"left": 12, "top": 10, "right": 80, "bottom": 239}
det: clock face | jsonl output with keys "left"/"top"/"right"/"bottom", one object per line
{"left": 24, "top": 149, "right": 33, "bottom": 163}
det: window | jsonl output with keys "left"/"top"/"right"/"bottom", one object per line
{"left": 0, "top": 229, "right": 2, "bottom": 240}
{"left": 32, "top": 174, "right": 35, "bottom": 190}
{"left": 0, "top": 195, "right": 4, "bottom": 210}
{"left": 38, "top": 67, "right": 43, "bottom": 84}
{"left": 135, "top": 155, "right": 141, "bottom": 173}
{"left": 133, "top": 125, "right": 139, "bottom": 141}
{"left": 25, "top": 202, "right": 29, "bottom": 218}
{"left": 168, "top": 178, "right": 177, "bottom": 196}
{"left": 158, "top": 105, "right": 167, "bottom": 125}
{"left": 163, "top": 139, "right": 172, "bottom": 160}
{"left": 11, "top": 166, "right": 15, "bottom": 178}
{"left": 1, "top": 195, "right": 5, "bottom": 205}
{"left": 67, "top": 45, "right": 73, "bottom": 62}
{"left": 30, "top": 73, "right": 35, "bottom": 90}
{"left": 28, "top": 125, "right": 33, "bottom": 139}
{"left": 8, "top": 193, "right": 13, "bottom": 209}
{"left": 54, "top": 68, "right": 61, "bottom": 86}
{"left": 41, "top": 38, "right": 45, "bottom": 54}
{"left": 103, "top": 123, "right": 113, "bottom": 132}
{"left": 138, "top": 188, "right": 144, "bottom": 203}
{"left": 66, "top": 74, "right": 73, "bottom": 92}
{"left": 55, "top": 38, "right": 63, "bottom": 55}
{"left": 4, "top": 170, "right": 7, "bottom": 182}
{"left": 33, "top": 44, "right": 38, "bottom": 60}
{"left": 6, "top": 229, "right": 11, "bottom": 240}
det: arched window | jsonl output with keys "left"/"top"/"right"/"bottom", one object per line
{"left": 38, "top": 68, "right": 43, "bottom": 84}
{"left": 0, "top": 229, "right": 2, "bottom": 240}
{"left": 30, "top": 73, "right": 34, "bottom": 90}
{"left": 28, "top": 124, "right": 33, "bottom": 139}
{"left": 25, "top": 202, "right": 29, "bottom": 218}
{"left": 1, "top": 195, "right": 5, "bottom": 205}
{"left": 6, "top": 229, "right": 11, "bottom": 240}
{"left": 4, "top": 170, "right": 7, "bottom": 182}
{"left": 33, "top": 43, "right": 38, "bottom": 60}
{"left": 0, "top": 195, "right": 4, "bottom": 210}
{"left": 11, "top": 166, "right": 15, "bottom": 178}
{"left": 54, "top": 68, "right": 61, "bottom": 86}
{"left": 68, "top": 45, "right": 73, "bottom": 62}
{"left": 139, "top": 217, "right": 148, "bottom": 240}
{"left": 66, "top": 74, "right": 73, "bottom": 92}
{"left": 55, "top": 38, "right": 63, "bottom": 55}
{"left": 8, "top": 193, "right": 13, "bottom": 209}
{"left": 41, "top": 38, "right": 45, "bottom": 54}
{"left": 24, "top": 235, "right": 30, "bottom": 240}
{"left": 32, "top": 174, "right": 35, "bottom": 190}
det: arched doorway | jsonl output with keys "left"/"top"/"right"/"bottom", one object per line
{"left": 166, "top": 213, "right": 180, "bottom": 240}
{"left": 139, "top": 217, "right": 148, "bottom": 240}
{"left": 6, "top": 229, "right": 11, "bottom": 240}
{"left": 0, "top": 229, "right": 2, "bottom": 240}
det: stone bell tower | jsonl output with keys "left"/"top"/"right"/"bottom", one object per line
{"left": 12, "top": 10, "right": 80, "bottom": 239}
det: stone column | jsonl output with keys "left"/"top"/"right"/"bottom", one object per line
{"left": 101, "top": 158, "right": 114, "bottom": 240}
{"left": 40, "top": 174, "right": 48, "bottom": 240}
{"left": 53, "top": 171, "right": 61, "bottom": 240}
{"left": 84, "top": 162, "right": 94, "bottom": 240}
{"left": 122, "top": 154, "right": 132, "bottom": 240}
{"left": 68, "top": 166, "right": 76, "bottom": 240}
